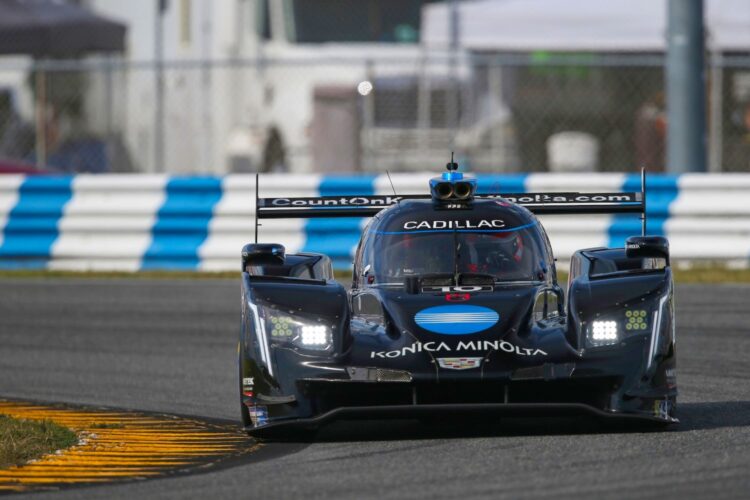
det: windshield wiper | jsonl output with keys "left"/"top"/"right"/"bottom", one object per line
{"left": 493, "top": 280, "right": 544, "bottom": 286}
{"left": 457, "top": 273, "right": 495, "bottom": 286}
{"left": 417, "top": 273, "right": 455, "bottom": 287}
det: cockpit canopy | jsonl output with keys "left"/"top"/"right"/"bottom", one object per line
{"left": 355, "top": 199, "right": 554, "bottom": 286}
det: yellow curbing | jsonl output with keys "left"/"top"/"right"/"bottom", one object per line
{"left": 0, "top": 400, "right": 257, "bottom": 493}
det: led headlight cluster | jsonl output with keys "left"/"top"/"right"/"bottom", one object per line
{"left": 587, "top": 308, "right": 652, "bottom": 348}
{"left": 625, "top": 309, "right": 648, "bottom": 331}
{"left": 588, "top": 320, "right": 619, "bottom": 346}
{"left": 269, "top": 316, "right": 295, "bottom": 339}
{"left": 263, "top": 307, "right": 332, "bottom": 352}
{"left": 300, "top": 325, "right": 329, "bottom": 346}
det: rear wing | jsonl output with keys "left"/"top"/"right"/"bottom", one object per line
{"left": 256, "top": 192, "right": 643, "bottom": 218}
{"left": 254, "top": 170, "right": 648, "bottom": 241}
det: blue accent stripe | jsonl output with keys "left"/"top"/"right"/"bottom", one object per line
{"left": 475, "top": 174, "right": 528, "bottom": 195}
{"left": 414, "top": 304, "right": 499, "bottom": 335}
{"left": 141, "top": 177, "right": 222, "bottom": 270}
{"left": 302, "top": 176, "right": 375, "bottom": 270}
{"left": 371, "top": 220, "right": 539, "bottom": 235}
{"left": 0, "top": 176, "right": 74, "bottom": 269}
{"left": 608, "top": 174, "right": 679, "bottom": 248}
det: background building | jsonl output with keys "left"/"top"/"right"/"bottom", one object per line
{"left": 1, "top": 0, "right": 750, "bottom": 174}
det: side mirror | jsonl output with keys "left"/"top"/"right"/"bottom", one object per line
{"left": 533, "top": 285, "right": 565, "bottom": 321}
{"left": 241, "top": 243, "right": 285, "bottom": 271}
{"left": 352, "top": 292, "right": 385, "bottom": 320}
{"left": 625, "top": 236, "right": 669, "bottom": 264}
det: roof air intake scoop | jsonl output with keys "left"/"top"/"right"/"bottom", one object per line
{"left": 429, "top": 153, "right": 476, "bottom": 203}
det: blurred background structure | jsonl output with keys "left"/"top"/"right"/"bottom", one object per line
{"left": 1, "top": 0, "right": 750, "bottom": 175}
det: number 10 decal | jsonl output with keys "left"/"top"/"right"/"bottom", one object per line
{"left": 421, "top": 285, "right": 493, "bottom": 293}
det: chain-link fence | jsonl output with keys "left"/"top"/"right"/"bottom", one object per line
{"left": 1, "top": 53, "right": 750, "bottom": 174}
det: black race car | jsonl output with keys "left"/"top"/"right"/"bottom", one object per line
{"left": 238, "top": 165, "right": 677, "bottom": 436}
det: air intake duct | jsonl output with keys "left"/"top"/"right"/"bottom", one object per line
{"left": 434, "top": 182, "right": 454, "bottom": 200}
{"left": 429, "top": 172, "right": 477, "bottom": 203}
{"left": 453, "top": 181, "right": 474, "bottom": 200}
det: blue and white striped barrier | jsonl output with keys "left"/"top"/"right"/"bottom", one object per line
{"left": 0, "top": 173, "right": 749, "bottom": 271}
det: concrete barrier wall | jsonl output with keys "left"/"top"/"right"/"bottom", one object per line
{"left": 0, "top": 173, "right": 748, "bottom": 272}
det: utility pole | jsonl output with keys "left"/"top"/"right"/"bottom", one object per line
{"left": 449, "top": 0, "right": 459, "bottom": 51}
{"left": 666, "top": 0, "right": 706, "bottom": 173}
{"left": 154, "top": 0, "right": 169, "bottom": 173}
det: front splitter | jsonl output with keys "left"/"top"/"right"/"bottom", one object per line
{"left": 244, "top": 402, "right": 678, "bottom": 437}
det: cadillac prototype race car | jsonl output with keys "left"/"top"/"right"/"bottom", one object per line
{"left": 239, "top": 164, "right": 677, "bottom": 436}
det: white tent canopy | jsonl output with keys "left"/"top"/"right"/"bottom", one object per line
{"left": 421, "top": 0, "right": 750, "bottom": 52}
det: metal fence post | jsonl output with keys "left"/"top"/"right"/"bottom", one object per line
{"left": 488, "top": 60, "right": 502, "bottom": 170}
{"left": 447, "top": 0, "right": 460, "bottom": 150}
{"left": 666, "top": 0, "right": 707, "bottom": 173}
{"left": 154, "top": 0, "right": 168, "bottom": 173}
{"left": 34, "top": 66, "right": 46, "bottom": 169}
{"left": 361, "top": 59, "right": 375, "bottom": 170}
{"left": 417, "top": 54, "right": 431, "bottom": 163}
{"left": 708, "top": 50, "right": 723, "bottom": 173}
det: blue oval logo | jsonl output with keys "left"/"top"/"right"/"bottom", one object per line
{"left": 414, "top": 305, "right": 499, "bottom": 335}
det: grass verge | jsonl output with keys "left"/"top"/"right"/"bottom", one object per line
{"left": 0, "top": 415, "right": 78, "bottom": 469}
{"left": 671, "top": 267, "right": 750, "bottom": 283}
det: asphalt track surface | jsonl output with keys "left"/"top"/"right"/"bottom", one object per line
{"left": 1, "top": 278, "right": 749, "bottom": 499}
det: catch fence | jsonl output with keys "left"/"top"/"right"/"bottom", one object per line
{"left": 1, "top": 53, "right": 750, "bottom": 175}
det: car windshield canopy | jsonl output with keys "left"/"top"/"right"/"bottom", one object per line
{"left": 361, "top": 221, "right": 548, "bottom": 285}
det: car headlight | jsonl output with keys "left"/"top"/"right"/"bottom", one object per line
{"left": 586, "top": 308, "right": 652, "bottom": 348}
{"left": 624, "top": 309, "right": 649, "bottom": 331}
{"left": 263, "top": 307, "right": 333, "bottom": 352}
{"left": 588, "top": 320, "right": 619, "bottom": 346}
